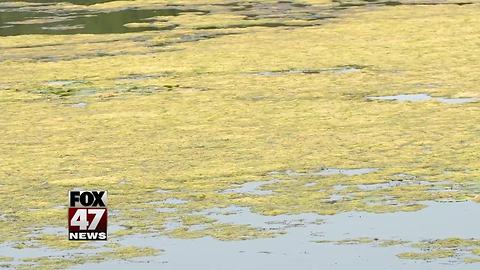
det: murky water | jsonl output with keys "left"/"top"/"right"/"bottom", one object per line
{"left": 0, "top": 7, "right": 184, "bottom": 36}
{"left": 14, "top": 0, "right": 116, "bottom": 5}
{"left": 0, "top": 0, "right": 409, "bottom": 37}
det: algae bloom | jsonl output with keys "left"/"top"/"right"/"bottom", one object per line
{"left": 1, "top": 0, "right": 480, "bottom": 269}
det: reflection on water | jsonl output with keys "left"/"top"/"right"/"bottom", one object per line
{"left": 321, "top": 201, "right": 480, "bottom": 241}
{"left": 0, "top": 7, "right": 185, "bottom": 36}
{"left": 1, "top": 202, "right": 478, "bottom": 269}
{"left": 72, "top": 201, "right": 480, "bottom": 270}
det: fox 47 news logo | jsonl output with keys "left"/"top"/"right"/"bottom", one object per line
{"left": 68, "top": 191, "right": 108, "bottom": 241}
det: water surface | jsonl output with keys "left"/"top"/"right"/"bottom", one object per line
{"left": 0, "top": 6, "right": 184, "bottom": 36}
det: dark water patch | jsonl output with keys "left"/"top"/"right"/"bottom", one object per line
{"left": 0, "top": 8, "right": 186, "bottom": 36}
{"left": 0, "top": 10, "right": 63, "bottom": 25}
{"left": 9, "top": 0, "right": 118, "bottom": 6}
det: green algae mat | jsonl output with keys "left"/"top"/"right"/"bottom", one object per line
{"left": 1, "top": 0, "right": 480, "bottom": 269}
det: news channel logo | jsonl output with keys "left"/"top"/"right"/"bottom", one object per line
{"left": 68, "top": 190, "right": 108, "bottom": 241}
